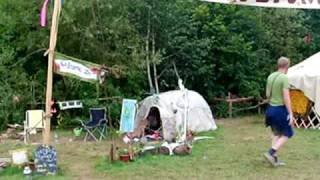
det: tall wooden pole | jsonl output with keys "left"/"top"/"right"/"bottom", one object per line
{"left": 43, "top": 0, "right": 61, "bottom": 145}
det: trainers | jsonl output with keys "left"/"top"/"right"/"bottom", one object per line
{"left": 263, "top": 153, "right": 277, "bottom": 167}
{"left": 275, "top": 159, "right": 286, "bottom": 166}
{"left": 273, "top": 156, "right": 286, "bottom": 166}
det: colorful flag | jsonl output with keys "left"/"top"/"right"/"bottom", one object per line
{"left": 40, "top": 0, "right": 65, "bottom": 27}
{"left": 40, "top": 0, "right": 49, "bottom": 27}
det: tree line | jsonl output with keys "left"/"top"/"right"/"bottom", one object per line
{"left": 0, "top": 0, "right": 319, "bottom": 128}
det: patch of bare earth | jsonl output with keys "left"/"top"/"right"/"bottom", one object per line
{"left": 55, "top": 136, "right": 111, "bottom": 179}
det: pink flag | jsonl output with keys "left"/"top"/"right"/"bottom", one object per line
{"left": 40, "top": 0, "right": 49, "bottom": 27}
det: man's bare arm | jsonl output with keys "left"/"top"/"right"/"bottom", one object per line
{"left": 283, "top": 88, "right": 294, "bottom": 125}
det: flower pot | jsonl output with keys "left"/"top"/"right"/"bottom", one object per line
{"left": 119, "top": 154, "right": 130, "bottom": 162}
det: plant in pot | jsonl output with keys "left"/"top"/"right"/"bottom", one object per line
{"left": 133, "top": 145, "right": 143, "bottom": 157}
{"left": 118, "top": 148, "right": 130, "bottom": 162}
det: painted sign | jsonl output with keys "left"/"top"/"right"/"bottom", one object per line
{"left": 35, "top": 145, "right": 57, "bottom": 174}
{"left": 202, "top": 0, "right": 320, "bottom": 9}
{"left": 120, "top": 99, "right": 137, "bottom": 133}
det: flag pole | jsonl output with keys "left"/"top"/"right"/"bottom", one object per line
{"left": 43, "top": 0, "right": 61, "bottom": 145}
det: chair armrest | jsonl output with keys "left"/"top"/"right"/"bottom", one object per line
{"left": 99, "top": 119, "right": 108, "bottom": 125}
{"left": 76, "top": 118, "right": 86, "bottom": 126}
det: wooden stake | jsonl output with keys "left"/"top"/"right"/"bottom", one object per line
{"left": 228, "top": 92, "right": 233, "bottom": 118}
{"left": 43, "top": 0, "right": 61, "bottom": 145}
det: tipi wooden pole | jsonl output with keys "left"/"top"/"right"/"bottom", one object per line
{"left": 43, "top": 0, "right": 61, "bottom": 145}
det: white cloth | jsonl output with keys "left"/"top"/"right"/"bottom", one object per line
{"left": 202, "top": 0, "right": 320, "bottom": 9}
{"left": 287, "top": 52, "right": 320, "bottom": 116}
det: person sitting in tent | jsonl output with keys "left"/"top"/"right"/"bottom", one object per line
{"left": 144, "top": 107, "right": 162, "bottom": 140}
{"left": 147, "top": 114, "right": 161, "bottom": 132}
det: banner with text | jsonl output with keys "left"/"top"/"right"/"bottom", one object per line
{"left": 54, "top": 53, "right": 106, "bottom": 83}
{"left": 202, "top": 0, "right": 320, "bottom": 9}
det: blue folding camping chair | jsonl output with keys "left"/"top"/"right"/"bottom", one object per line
{"left": 78, "top": 108, "right": 107, "bottom": 142}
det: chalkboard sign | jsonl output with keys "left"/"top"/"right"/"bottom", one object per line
{"left": 35, "top": 145, "right": 57, "bottom": 175}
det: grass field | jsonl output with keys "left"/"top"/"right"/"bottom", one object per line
{"left": 1, "top": 115, "right": 320, "bottom": 180}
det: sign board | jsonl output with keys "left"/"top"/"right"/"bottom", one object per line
{"left": 35, "top": 145, "right": 57, "bottom": 174}
{"left": 120, "top": 99, "right": 137, "bottom": 133}
{"left": 54, "top": 53, "right": 107, "bottom": 83}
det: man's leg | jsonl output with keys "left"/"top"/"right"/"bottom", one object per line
{"left": 270, "top": 135, "right": 280, "bottom": 158}
{"left": 269, "top": 135, "right": 289, "bottom": 156}
{"left": 265, "top": 134, "right": 288, "bottom": 166}
{"left": 273, "top": 135, "right": 288, "bottom": 164}
{"left": 264, "top": 133, "right": 279, "bottom": 166}
{"left": 272, "top": 135, "right": 288, "bottom": 151}
{"left": 272, "top": 135, "right": 280, "bottom": 148}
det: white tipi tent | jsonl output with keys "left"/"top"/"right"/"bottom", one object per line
{"left": 287, "top": 52, "right": 320, "bottom": 116}
{"left": 135, "top": 90, "right": 217, "bottom": 142}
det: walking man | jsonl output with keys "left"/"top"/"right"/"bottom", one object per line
{"left": 264, "top": 57, "right": 294, "bottom": 167}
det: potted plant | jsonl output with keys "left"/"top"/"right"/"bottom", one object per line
{"left": 118, "top": 148, "right": 130, "bottom": 162}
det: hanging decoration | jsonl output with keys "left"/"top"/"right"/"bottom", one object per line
{"left": 40, "top": 0, "right": 49, "bottom": 27}
{"left": 40, "top": 0, "right": 65, "bottom": 27}
{"left": 202, "top": 0, "right": 320, "bottom": 9}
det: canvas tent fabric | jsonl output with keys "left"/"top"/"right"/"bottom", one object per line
{"left": 135, "top": 90, "right": 217, "bottom": 142}
{"left": 287, "top": 52, "right": 320, "bottom": 116}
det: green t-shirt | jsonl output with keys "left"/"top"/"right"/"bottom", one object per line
{"left": 266, "top": 72, "right": 290, "bottom": 106}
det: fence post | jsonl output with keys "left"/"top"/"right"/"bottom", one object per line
{"left": 228, "top": 92, "right": 232, "bottom": 118}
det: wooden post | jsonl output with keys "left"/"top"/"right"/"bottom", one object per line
{"left": 96, "top": 83, "right": 100, "bottom": 99}
{"left": 43, "top": 0, "right": 61, "bottom": 145}
{"left": 146, "top": 7, "right": 154, "bottom": 94}
{"left": 229, "top": 101, "right": 233, "bottom": 118}
{"left": 228, "top": 92, "right": 232, "bottom": 118}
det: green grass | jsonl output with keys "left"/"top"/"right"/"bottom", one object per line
{"left": 0, "top": 166, "right": 22, "bottom": 180}
{"left": 1, "top": 116, "right": 320, "bottom": 179}
{"left": 219, "top": 116, "right": 320, "bottom": 180}
{"left": 0, "top": 166, "right": 66, "bottom": 180}
{"left": 96, "top": 129, "right": 222, "bottom": 179}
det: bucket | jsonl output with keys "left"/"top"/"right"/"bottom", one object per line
{"left": 73, "top": 127, "right": 82, "bottom": 137}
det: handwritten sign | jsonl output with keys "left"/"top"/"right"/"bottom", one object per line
{"left": 55, "top": 59, "right": 100, "bottom": 81}
{"left": 35, "top": 145, "right": 57, "bottom": 175}
{"left": 54, "top": 52, "right": 104, "bottom": 83}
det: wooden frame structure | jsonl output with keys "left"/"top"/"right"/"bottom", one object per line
{"left": 290, "top": 89, "right": 320, "bottom": 129}
{"left": 294, "top": 107, "right": 320, "bottom": 129}
{"left": 214, "top": 92, "right": 265, "bottom": 118}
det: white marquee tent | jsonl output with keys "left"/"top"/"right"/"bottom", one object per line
{"left": 288, "top": 52, "right": 320, "bottom": 117}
